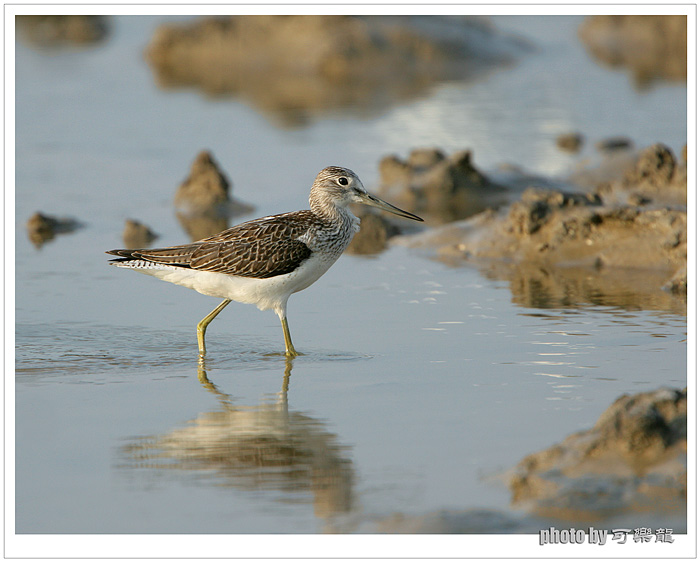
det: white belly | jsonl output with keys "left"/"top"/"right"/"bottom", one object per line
{"left": 116, "top": 251, "right": 340, "bottom": 316}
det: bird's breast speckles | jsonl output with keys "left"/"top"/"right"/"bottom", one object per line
{"left": 305, "top": 222, "right": 355, "bottom": 255}
{"left": 298, "top": 209, "right": 358, "bottom": 256}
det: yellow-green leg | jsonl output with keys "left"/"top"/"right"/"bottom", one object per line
{"left": 281, "top": 316, "right": 299, "bottom": 358}
{"left": 197, "top": 299, "right": 231, "bottom": 356}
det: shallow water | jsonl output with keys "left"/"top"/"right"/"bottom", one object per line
{"left": 14, "top": 15, "right": 687, "bottom": 535}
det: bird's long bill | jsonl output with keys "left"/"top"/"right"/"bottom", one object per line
{"left": 358, "top": 192, "right": 424, "bottom": 222}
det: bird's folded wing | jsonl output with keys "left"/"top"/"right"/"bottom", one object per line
{"left": 190, "top": 213, "right": 313, "bottom": 278}
{"left": 107, "top": 212, "right": 314, "bottom": 279}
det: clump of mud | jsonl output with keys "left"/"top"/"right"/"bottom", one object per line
{"left": 505, "top": 189, "right": 683, "bottom": 270}
{"left": 570, "top": 142, "right": 686, "bottom": 207}
{"left": 509, "top": 387, "right": 686, "bottom": 521}
{"left": 579, "top": 15, "right": 687, "bottom": 87}
{"left": 406, "top": 186, "right": 685, "bottom": 271}
{"left": 617, "top": 143, "right": 687, "bottom": 205}
{"left": 595, "top": 136, "right": 633, "bottom": 153}
{"left": 16, "top": 15, "right": 109, "bottom": 48}
{"left": 122, "top": 219, "right": 158, "bottom": 249}
{"left": 174, "top": 150, "right": 253, "bottom": 241}
{"left": 145, "top": 15, "right": 528, "bottom": 126}
{"left": 395, "top": 143, "right": 687, "bottom": 300}
{"left": 377, "top": 148, "right": 507, "bottom": 223}
{"left": 26, "top": 211, "right": 82, "bottom": 248}
{"left": 663, "top": 266, "right": 687, "bottom": 296}
{"left": 175, "top": 150, "right": 232, "bottom": 214}
{"left": 556, "top": 133, "right": 584, "bottom": 153}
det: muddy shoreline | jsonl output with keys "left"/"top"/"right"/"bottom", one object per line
{"left": 392, "top": 142, "right": 687, "bottom": 309}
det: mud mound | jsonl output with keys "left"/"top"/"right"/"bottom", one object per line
{"left": 175, "top": 150, "right": 231, "bottom": 214}
{"left": 395, "top": 143, "right": 687, "bottom": 296}
{"left": 122, "top": 219, "right": 158, "bottom": 249}
{"left": 663, "top": 266, "right": 687, "bottom": 296}
{"left": 145, "top": 15, "right": 528, "bottom": 126}
{"left": 571, "top": 143, "right": 686, "bottom": 207}
{"left": 418, "top": 187, "right": 686, "bottom": 272}
{"left": 619, "top": 143, "right": 687, "bottom": 204}
{"left": 377, "top": 148, "right": 507, "bottom": 223}
{"left": 16, "top": 15, "right": 108, "bottom": 47}
{"left": 26, "top": 211, "right": 82, "bottom": 248}
{"left": 556, "top": 133, "right": 584, "bottom": 153}
{"left": 579, "top": 15, "right": 687, "bottom": 87}
{"left": 174, "top": 151, "right": 253, "bottom": 241}
{"left": 346, "top": 210, "right": 400, "bottom": 255}
{"left": 510, "top": 388, "right": 686, "bottom": 521}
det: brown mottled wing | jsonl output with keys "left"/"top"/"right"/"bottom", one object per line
{"left": 188, "top": 212, "right": 314, "bottom": 278}
{"left": 107, "top": 211, "right": 314, "bottom": 279}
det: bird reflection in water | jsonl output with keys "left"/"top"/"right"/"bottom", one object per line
{"left": 123, "top": 358, "right": 354, "bottom": 521}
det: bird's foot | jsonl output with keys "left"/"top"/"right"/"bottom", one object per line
{"left": 285, "top": 346, "right": 300, "bottom": 358}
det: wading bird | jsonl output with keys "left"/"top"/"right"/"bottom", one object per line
{"left": 107, "top": 166, "right": 423, "bottom": 357}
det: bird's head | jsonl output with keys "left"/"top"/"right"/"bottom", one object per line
{"left": 310, "top": 166, "right": 423, "bottom": 222}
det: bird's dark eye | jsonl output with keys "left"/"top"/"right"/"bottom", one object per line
{"left": 337, "top": 177, "right": 349, "bottom": 186}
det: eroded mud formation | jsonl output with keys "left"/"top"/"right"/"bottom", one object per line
{"left": 145, "top": 15, "right": 528, "bottom": 126}
{"left": 174, "top": 151, "right": 253, "bottom": 241}
{"left": 394, "top": 143, "right": 687, "bottom": 303}
{"left": 16, "top": 15, "right": 109, "bottom": 47}
{"left": 26, "top": 211, "right": 82, "bottom": 248}
{"left": 579, "top": 15, "right": 687, "bottom": 87}
{"left": 510, "top": 387, "right": 686, "bottom": 521}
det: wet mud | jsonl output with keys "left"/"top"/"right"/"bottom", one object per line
{"left": 377, "top": 148, "right": 508, "bottom": 223}
{"left": 556, "top": 133, "right": 584, "bottom": 153}
{"left": 122, "top": 219, "right": 158, "bottom": 249}
{"left": 509, "top": 387, "right": 686, "bottom": 522}
{"left": 26, "top": 211, "right": 82, "bottom": 248}
{"left": 16, "top": 15, "right": 109, "bottom": 48}
{"left": 578, "top": 15, "right": 687, "bottom": 87}
{"left": 394, "top": 143, "right": 687, "bottom": 304}
{"left": 174, "top": 150, "right": 253, "bottom": 241}
{"left": 346, "top": 211, "right": 401, "bottom": 255}
{"left": 144, "top": 15, "right": 529, "bottom": 126}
